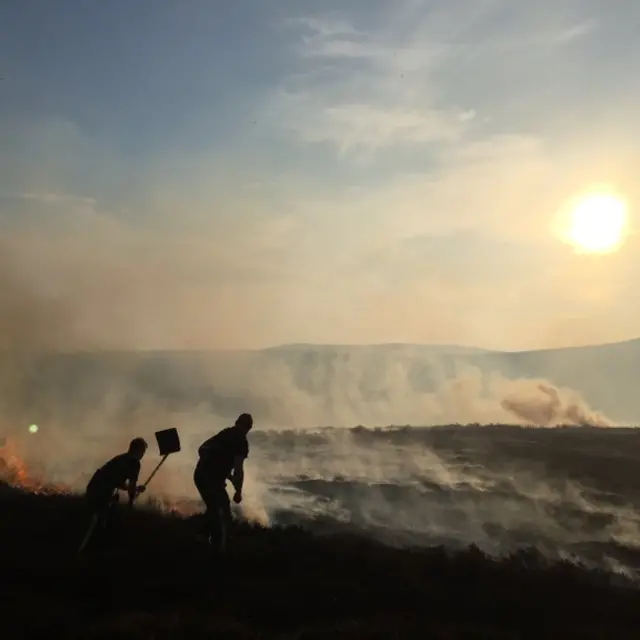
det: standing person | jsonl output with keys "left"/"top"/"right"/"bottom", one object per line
{"left": 80, "top": 437, "right": 148, "bottom": 551}
{"left": 193, "top": 413, "right": 253, "bottom": 554}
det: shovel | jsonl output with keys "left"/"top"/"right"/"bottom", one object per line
{"left": 141, "top": 427, "right": 181, "bottom": 489}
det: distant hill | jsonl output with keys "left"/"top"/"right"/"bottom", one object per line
{"left": 0, "top": 337, "right": 638, "bottom": 428}
{"left": 267, "top": 343, "right": 492, "bottom": 356}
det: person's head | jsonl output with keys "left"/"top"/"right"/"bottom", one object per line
{"left": 235, "top": 413, "right": 253, "bottom": 434}
{"left": 128, "top": 437, "right": 148, "bottom": 460}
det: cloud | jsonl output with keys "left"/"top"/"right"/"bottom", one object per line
{"left": 5, "top": 192, "right": 98, "bottom": 207}
{"left": 268, "top": 11, "right": 471, "bottom": 162}
{"left": 274, "top": 96, "right": 470, "bottom": 162}
{"left": 553, "top": 20, "right": 597, "bottom": 43}
{"left": 267, "top": 3, "right": 604, "bottom": 163}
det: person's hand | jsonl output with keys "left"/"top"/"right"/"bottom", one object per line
{"left": 233, "top": 490, "right": 242, "bottom": 504}
{"left": 135, "top": 485, "right": 146, "bottom": 495}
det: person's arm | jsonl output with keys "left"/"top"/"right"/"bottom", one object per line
{"left": 127, "top": 462, "right": 141, "bottom": 506}
{"left": 229, "top": 456, "right": 245, "bottom": 501}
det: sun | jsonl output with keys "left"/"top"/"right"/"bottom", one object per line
{"left": 558, "top": 189, "right": 628, "bottom": 254}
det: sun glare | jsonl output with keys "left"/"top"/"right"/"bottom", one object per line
{"left": 558, "top": 189, "right": 628, "bottom": 254}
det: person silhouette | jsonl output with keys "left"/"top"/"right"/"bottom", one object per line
{"left": 193, "top": 413, "right": 253, "bottom": 554}
{"left": 81, "top": 437, "right": 148, "bottom": 549}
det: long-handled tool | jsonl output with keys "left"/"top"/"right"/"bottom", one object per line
{"left": 141, "top": 427, "right": 181, "bottom": 489}
{"left": 77, "top": 513, "right": 99, "bottom": 554}
{"left": 77, "top": 490, "right": 120, "bottom": 554}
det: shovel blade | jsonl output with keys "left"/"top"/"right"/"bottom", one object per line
{"left": 155, "top": 427, "right": 181, "bottom": 456}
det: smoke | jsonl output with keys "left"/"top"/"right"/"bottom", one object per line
{"left": 0, "top": 344, "right": 615, "bottom": 509}
{"left": 2, "top": 327, "right": 636, "bottom": 579}
{"left": 0, "top": 261, "right": 617, "bottom": 496}
{"left": 0, "top": 219, "right": 630, "bottom": 576}
{"left": 500, "top": 380, "right": 613, "bottom": 427}
{"left": 215, "top": 350, "right": 615, "bottom": 429}
{"left": 0, "top": 240, "right": 80, "bottom": 351}
{"left": 222, "top": 425, "right": 640, "bottom": 579}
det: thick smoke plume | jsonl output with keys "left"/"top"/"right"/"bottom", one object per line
{"left": 500, "top": 380, "right": 613, "bottom": 427}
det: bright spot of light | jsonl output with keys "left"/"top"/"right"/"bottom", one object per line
{"left": 29, "top": 424, "right": 38, "bottom": 434}
{"left": 553, "top": 185, "right": 629, "bottom": 255}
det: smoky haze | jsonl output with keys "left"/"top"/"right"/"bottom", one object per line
{"left": 2, "top": 230, "right": 640, "bottom": 577}
{"left": 0, "top": 240, "right": 80, "bottom": 351}
{"left": 0, "top": 230, "right": 625, "bottom": 434}
{"left": 0, "top": 234, "right": 629, "bottom": 477}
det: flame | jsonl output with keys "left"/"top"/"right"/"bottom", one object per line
{"left": 0, "top": 438, "right": 28, "bottom": 484}
{"left": 0, "top": 437, "right": 70, "bottom": 495}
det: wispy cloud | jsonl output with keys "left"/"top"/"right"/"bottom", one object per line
{"left": 553, "top": 20, "right": 597, "bottom": 44}
{"left": 272, "top": 94, "right": 471, "bottom": 162}
{"left": 268, "top": 3, "right": 600, "bottom": 164}
{"left": 269, "top": 11, "right": 471, "bottom": 162}
{"left": 3, "top": 192, "right": 98, "bottom": 207}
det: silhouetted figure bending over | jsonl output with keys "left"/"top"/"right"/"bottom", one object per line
{"left": 194, "top": 413, "right": 253, "bottom": 554}
{"left": 84, "top": 437, "right": 148, "bottom": 544}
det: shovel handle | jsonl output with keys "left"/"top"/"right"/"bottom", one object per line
{"left": 142, "top": 453, "right": 169, "bottom": 489}
{"left": 77, "top": 513, "right": 98, "bottom": 554}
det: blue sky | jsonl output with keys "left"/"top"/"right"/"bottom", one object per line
{"left": 1, "top": 0, "right": 639, "bottom": 351}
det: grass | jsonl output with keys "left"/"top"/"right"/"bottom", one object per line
{"left": 2, "top": 482, "right": 640, "bottom": 639}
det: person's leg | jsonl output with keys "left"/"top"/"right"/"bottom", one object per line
{"left": 194, "top": 466, "right": 233, "bottom": 557}
{"left": 194, "top": 466, "right": 217, "bottom": 540}
{"left": 102, "top": 492, "right": 121, "bottom": 546}
{"left": 83, "top": 491, "right": 110, "bottom": 551}
{"left": 212, "top": 484, "right": 232, "bottom": 555}
{"left": 202, "top": 483, "right": 226, "bottom": 552}
{"left": 219, "top": 485, "right": 232, "bottom": 537}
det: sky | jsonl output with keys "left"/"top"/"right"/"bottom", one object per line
{"left": 1, "top": 0, "right": 639, "bottom": 352}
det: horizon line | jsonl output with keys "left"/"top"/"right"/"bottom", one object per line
{"left": 0, "top": 335, "right": 637, "bottom": 356}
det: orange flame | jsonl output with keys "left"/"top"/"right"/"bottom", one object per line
{"left": 0, "top": 438, "right": 69, "bottom": 494}
{"left": 0, "top": 438, "right": 28, "bottom": 484}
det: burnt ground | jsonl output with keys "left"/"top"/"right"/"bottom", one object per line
{"left": 2, "top": 482, "right": 640, "bottom": 639}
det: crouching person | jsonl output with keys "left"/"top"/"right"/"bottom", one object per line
{"left": 80, "top": 437, "right": 148, "bottom": 551}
